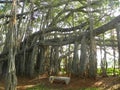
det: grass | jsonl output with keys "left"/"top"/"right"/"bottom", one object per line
{"left": 68, "top": 88, "right": 99, "bottom": 90}
{"left": 97, "top": 68, "right": 120, "bottom": 75}
{"left": 27, "top": 84, "right": 50, "bottom": 90}
{"left": 27, "top": 84, "right": 100, "bottom": 90}
{"left": 78, "top": 88, "right": 99, "bottom": 90}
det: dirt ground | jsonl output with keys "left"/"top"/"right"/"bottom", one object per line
{"left": 0, "top": 74, "right": 120, "bottom": 90}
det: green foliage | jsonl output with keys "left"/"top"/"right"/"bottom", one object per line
{"left": 97, "top": 68, "right": 101, "bottom": 74}
{"left": 0, "top": 4, "right": 11, "bottom": 14}
{"left": 107, "top": 68, "right": 120, "bottom": 75}
{"left": 97, "top": 68, "right": 120, "bottom": 75}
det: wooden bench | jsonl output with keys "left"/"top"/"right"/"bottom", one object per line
{"left": 49, "top": 76, "right": 70, "bottom": 85}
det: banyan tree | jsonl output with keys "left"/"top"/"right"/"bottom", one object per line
{"left": 0, "top": 0, "right": 120, "bottom": 89}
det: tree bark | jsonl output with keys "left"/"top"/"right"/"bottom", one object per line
{"left": 87, "top": 0, "right": 97, "bottom": 79}
{"left": 101, "top": 34, "right": 107, "bottom": 77}
{"left": 49, "top": 46, "right": 59, "bottom": 75}
{"left": 54, "top": 46, "right": 59, "bottom": 75}
{"left": 35, "top": 46, "right": 45, "bottom": 74}
{"left": 5, "top": 0, "right": 17, "bottom": 89}
{"left": 79, "top": 36, "right": 88, "bottom": 77}
{"left": 29, "top": 46, "right": 38, "bottom": 77}
{"left": 72, "top": 42, "right": 79, "bottom": 75}
{"left": 116, "top": 23, "right": 120, "bottom": 69}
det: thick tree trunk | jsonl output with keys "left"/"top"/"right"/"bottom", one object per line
{"left": 88, "top": 44, "right": 97, "bottom": 78}
{"left": 87, "top": 0, "right": 97, "bottom": 79}
{"left": 43, "top": 46, "right": 50, "bottom": 75}
{"left": 5, "top": 0, "right": 17, "bottom": 89}
{"left": 15, "top": 55, "right": 20, "bottom": 75}
{"left": 1, "top": 61, "right": 7, "bottom": 79}
{"left": 72, "top": 42, "right": 79, "bottom": 75}
{"left": 29, "top": 46, "right": 38, "bottom": 77}
{"left": 49, "top": 47, "right": 54, "bottom": 75}
{"left": 79, "top": 36, "right": 88, "bottom": 78}
{"left": 54, "top": 46, "right": 59, "bottom": 74}
{"left": 49, "top": 46, "right": 59, "bottom": 75}
{"left": 0, "top": 62, "right": 3, "bottom": 77}
{"left": 67, "top": 45, "right": 72, "bottom": 76}
{"left": 18, "top": 54, "right": 25, "bottom": 76}
{"left": 5, "top": 55, "right": 17, "bottom": 90}
{"left": 101, "top": 34, "right": 107, "bottom": 77}
{"left": 116, "top": 23, "right": 120, "bottom": 69}
{"left": 18, "top": 42, "right": 29, "bottom": 76}
{"left": 35, "top": 46, "right": 46, "bottom": 74}
{"left": 111, "top": 31, "right": 116, "bottom": 75}
{"left": 5, "top": 18, "right": 17, "bottom": 90}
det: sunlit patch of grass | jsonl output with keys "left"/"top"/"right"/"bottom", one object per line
{"left": 97, "top": 68, "right": 120, "bottom": 76}
{"left": 27, "top": 84, "right": 100, "bottom": 90}
{"left": 68, "top": 88, "right": 100, "bottom": 90}
{"left": 27, "top": 84, "right": 50, "bottom": 90}
{"left": 78, "top": 88, "right": 99, "bottom": 90}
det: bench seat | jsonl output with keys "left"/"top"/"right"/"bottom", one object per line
{"left": 49, "top": 76, "right": 70, "bottom": 85}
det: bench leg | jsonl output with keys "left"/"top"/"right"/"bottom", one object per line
{"left": 49, "top": 77, "right": 54, "bottom": 83}
{"left": 65, "top": 80, "right": 70, "bottom": 85}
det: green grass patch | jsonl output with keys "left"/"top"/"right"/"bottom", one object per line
{"left": 27, "top": 84, "right": 100, "bottom": 90}
{"left": 78, "top": 88, "right": 99, "bottom": 90}
{"left": 97, "top": 68, "right": 120, "bottom": 75}
{"left": 27, "top": 84, "right": 50, "bottom": 90}
{"left": 69, "top": 88, "right": 100, "bottom": 90}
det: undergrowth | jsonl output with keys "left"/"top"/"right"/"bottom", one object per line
{"left": 27, "top": 84, "right": 100, "bottom": 90}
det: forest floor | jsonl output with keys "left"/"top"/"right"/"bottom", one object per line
{"left": 0, "top": 74, "right": 120, "bottom": 90}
